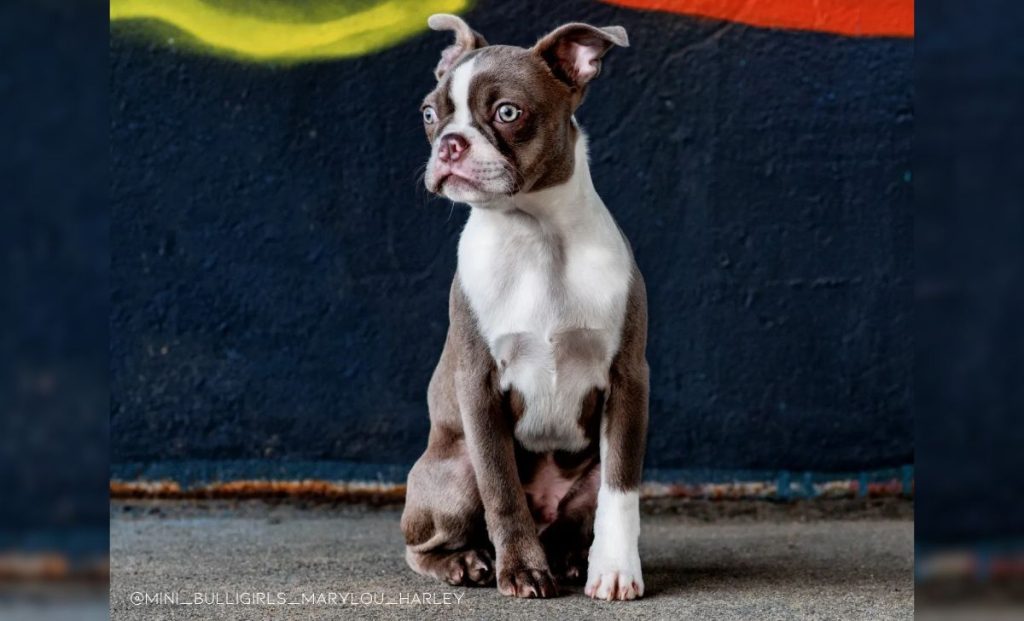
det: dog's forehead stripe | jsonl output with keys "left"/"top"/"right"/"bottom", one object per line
{"left": 448, "top": 57, "right": 476, "bottom": 130}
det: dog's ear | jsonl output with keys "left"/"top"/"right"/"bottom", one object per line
{"left": 428, "top": 14, "right": 488, "bottom": 80}
{"left": 532, "top": 23, "right": 628, "bottom": 90}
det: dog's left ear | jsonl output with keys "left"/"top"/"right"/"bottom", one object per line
{"left": 428, "top": 14, "right": 488, "bottom": 80}
{"left": 533, "top": 23, "right": 629, "bottom": 91}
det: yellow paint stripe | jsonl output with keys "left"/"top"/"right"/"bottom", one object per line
{"left": 110, "top": 0, "right": 470, "bottom": 62}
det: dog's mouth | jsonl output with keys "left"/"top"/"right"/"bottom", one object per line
{"left": 437, "top": 172, "right": 482, "bottom": 191}
{"left": 427, "top": 159, "right": 519, "bottom": 201}
{"left": 431, "top": 172, "right": 501, "bottom": 200}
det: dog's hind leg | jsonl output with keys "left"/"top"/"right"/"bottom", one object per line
{"left": 401, "top": 336, "right": 493, "bottom": 587}
{"left": 401, "top": 442, "right": 494, "bottom": 586}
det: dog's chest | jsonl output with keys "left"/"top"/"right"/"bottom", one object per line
{"left": 458, "top": 211, "right": 632, "bottom": 452}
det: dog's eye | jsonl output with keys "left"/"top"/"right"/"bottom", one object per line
{"left": 422, "top": 106, "right": 437, "bottom": 124}
{"left": 495, "top": 104, "right": 522, "bottom": 123}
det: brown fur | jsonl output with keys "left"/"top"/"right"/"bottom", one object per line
{"left": 401, "top": 268, "right": 649, "bottom": 597}
{"left": 421, "top": 15, "right": 639, "bottom": 196}
{"left": 604, "top": 268, "right": 650, "bottom": 490}
{"left": 402, "top": 16, "right": 646, "bottom": 600}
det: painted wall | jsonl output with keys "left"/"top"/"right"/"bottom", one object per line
{"left": 3, "top": 1, "right": 109, "bottom": 563}
{"left": 110, "top": 0, "right": 913, "bottom": 481}
{"left": 915, "top": 0, "right": 1024, "bottom": 544}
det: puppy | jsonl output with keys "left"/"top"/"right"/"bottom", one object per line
{"left": 401, "top": 14, "right": 649, "bottom": 602}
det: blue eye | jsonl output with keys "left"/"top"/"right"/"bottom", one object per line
{"left": 495, "top": 104, "right": 522, "bottom": 123}
{"left": 422, "top": 106, "right": 437, "bottom": 124}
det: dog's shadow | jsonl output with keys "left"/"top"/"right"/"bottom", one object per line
{"left": 637, "top": 555, "right": 874, "bottom": 598}
{"left": 549, "top": 561, "right": 794, "bottom": 599}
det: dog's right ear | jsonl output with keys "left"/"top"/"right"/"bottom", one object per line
{"left": 427, "top": 14, "right": 487, "bottom": 80}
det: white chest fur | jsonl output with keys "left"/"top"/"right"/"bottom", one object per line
{"left": 456, "top": 141, "right": 633, "bottom": 452}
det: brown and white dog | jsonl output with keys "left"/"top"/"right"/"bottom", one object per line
{"left": 400, "top": 14, "right": 649, "bottom": 601}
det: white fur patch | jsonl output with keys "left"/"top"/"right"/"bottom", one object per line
{"left": 426, "top": 57, "right": 512, "bottom": 202}
{"left": 457, "top": 134, "right": 633, "bottom": 453}
{"left": 448, "top": 58, "right": 475, "bottom": 130}
{"left": 586, "top": 487, "right": 643, "bottom": 600}
{"left": 584, "top": 418, "right": 644, "bottom": 600}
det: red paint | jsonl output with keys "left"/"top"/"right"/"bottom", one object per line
{"left": 602, "top": 0, "right": 914, "bottom": 37}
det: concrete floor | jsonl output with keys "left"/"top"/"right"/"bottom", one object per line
{"left": 110, "top": 500, "right": 914, "bottom": 620}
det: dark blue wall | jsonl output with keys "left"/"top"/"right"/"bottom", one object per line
{"left": 915, "top": 0, "right": 1024, "bottom": 543}
{"left": 111, "top": 0, "right": 913, "bottom": 478}
{"left": 3, "top": 1, "right": 108, "bottom": 559}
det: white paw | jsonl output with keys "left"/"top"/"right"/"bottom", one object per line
{"left": 585, "top": 554, "right": 644, "bottom": 601}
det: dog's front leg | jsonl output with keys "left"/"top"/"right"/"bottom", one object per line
{"left": 456, "top": 367, "right": 557, "bottom": 598}
{"left": 585, "top": 356, "right": 649, "bottom": 601}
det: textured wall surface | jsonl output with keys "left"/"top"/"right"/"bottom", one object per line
{"left": 111, "top": 0, "right": 913, "bottom": 478}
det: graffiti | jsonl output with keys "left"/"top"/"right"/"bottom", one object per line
{"left": 602, "top": 0, "right": 913, "bottom": 37}
{"left": 109, "top": 0, "right": 471, "bottom": 63}
{"left": 109, "top": 0, "right": 912, "bottom": 65}
{"left": 110, "top": 0, "right": 912, "bottom": 475}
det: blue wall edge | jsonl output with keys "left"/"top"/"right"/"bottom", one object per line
{"left": 111, "top": 460, "right": 914, "bottom": 496}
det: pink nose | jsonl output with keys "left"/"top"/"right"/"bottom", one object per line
{"left": 438, "top": 133, "right": 469, "bottom": 162}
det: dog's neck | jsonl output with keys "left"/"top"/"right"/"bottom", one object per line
{"left": 465, "top": 130, "right": 608, "bottom": 237}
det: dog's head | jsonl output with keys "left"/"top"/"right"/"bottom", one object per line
{"left": 421, "top": 15, "right": 628, "bottom": 204}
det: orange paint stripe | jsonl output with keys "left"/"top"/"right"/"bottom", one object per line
{"left": 603, "top": 0, "right": 913, "bottom": 37}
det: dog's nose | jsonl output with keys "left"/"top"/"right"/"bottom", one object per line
{"left": 438, "top": 133, "right": 470, "bottom": 162}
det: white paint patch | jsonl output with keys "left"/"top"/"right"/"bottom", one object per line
{"left": 457, "top": 133, "right": 633, "bottom": 453}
